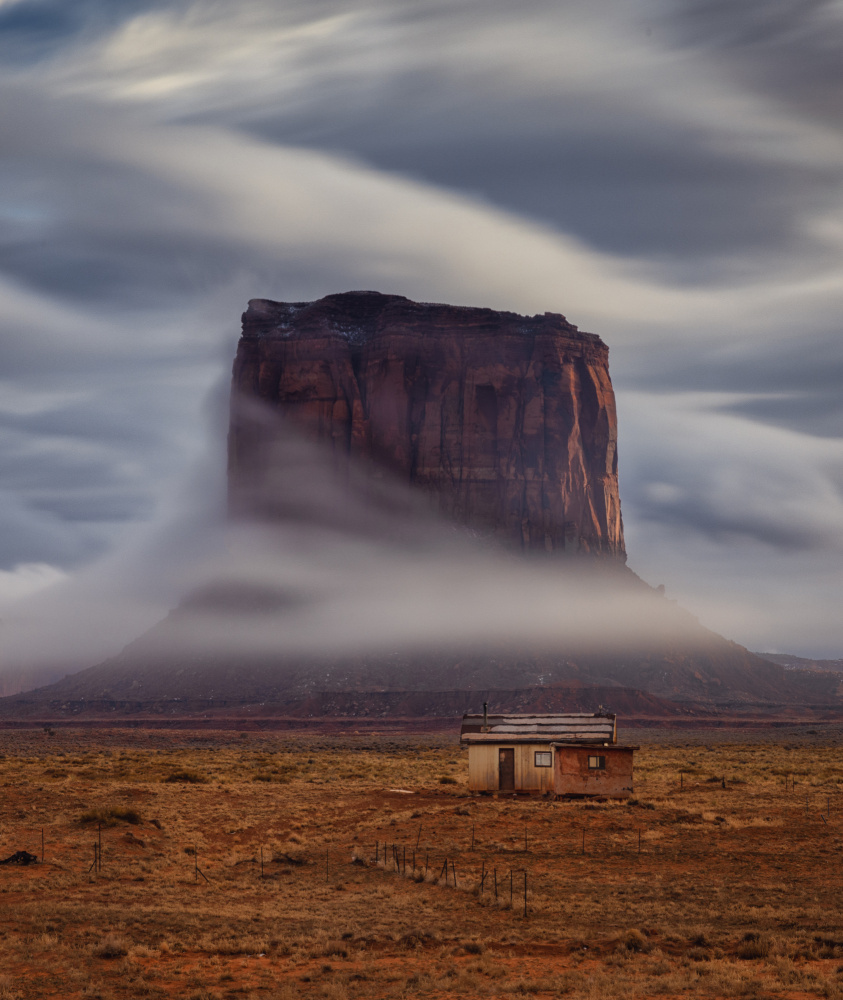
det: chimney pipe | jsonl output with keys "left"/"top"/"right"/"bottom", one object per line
{"left": 483, "top": 701, "right": 488, "bottom": 732}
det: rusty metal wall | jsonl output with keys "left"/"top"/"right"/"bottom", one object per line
{"left": 554, "top": 746, "right": 633, "bottom": 798}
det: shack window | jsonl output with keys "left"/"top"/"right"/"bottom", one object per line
{"left": 588, "top": 755, "right": 606, "bottom": 770}
{"left": 534, "top": 751, "right": 552, "bottom": 767}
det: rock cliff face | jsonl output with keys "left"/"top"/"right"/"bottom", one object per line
{"left": 229, "top": 291, "right": 625, "bottom": 558}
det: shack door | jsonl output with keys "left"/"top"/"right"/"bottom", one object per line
{"left": 498, "top": 748, "right": 515, "bottom": 791}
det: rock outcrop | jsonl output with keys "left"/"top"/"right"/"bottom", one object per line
{"left": 229, "top": 291, "right": 625, "bottom": 558}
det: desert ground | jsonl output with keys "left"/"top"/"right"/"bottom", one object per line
{"left": 0, "top": 724, "right": 841, "bottom": 999}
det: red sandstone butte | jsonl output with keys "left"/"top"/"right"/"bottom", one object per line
{"left": 229, "top": 291, "right": 625, "bottom": 559}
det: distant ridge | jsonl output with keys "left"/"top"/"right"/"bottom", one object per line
{"left": 757, "top": 653, "right": 843, "bottom": 674}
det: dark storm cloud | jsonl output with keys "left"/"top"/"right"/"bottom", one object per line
{"left": 661, "top": 0, "right": 843, "bottom": 130}
{"left": 243, "top": 82, "right": 838, "bottom": 270}
{"left": 628, "top": 474, "right": 836, "bottom": 553}
{"left": 722, "top": 392, "right": 843, "bottom": 441}
{"left": 137, "top": 0, "right": 838, "bottom": 275}
{"left": 0, "top": 491, "right": 107, "bottom": 567}
{"left": 0, "top": 0, "right": 171, "bottom": 62}
{"left": 613, "top": 314, "right": 843, "bottom": 440}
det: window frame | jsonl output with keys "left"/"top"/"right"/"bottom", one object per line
{"left": 534, "top": 750, "right": 552, "bottom": 768}
{"left": 587, "top": 754, "right": 606, "bottom": 770}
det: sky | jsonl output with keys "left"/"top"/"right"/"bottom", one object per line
{"left": 1, "top": 0, "right": 843, "bottom": 685}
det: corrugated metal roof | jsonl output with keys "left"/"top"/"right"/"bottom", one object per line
{"left": 460, "top": 712, "right": 616, "bottom": 744}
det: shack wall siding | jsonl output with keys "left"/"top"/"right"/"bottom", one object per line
{"left": 467, "top": 742, "right": 554, "bottom": 793}
{"left": 554, "top": 746, "right": 633, "bottom": 798}
{"left": 468, "top": 744, "right": 498, "bottom": 791}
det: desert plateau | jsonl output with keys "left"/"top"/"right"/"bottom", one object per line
{"left": 0, "top": 725, "right": 841, "bottom": 1000}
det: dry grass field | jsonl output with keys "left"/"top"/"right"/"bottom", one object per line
{"left": 0, "top": 725, "right": 842, "bottom": 999}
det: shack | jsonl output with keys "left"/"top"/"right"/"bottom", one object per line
{"left": 460, "top": 707, "right": 635, "bottom": 798}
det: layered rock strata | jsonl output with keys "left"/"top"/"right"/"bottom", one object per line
{"left": 229, "top": 291, "right": 625, "bottom": 558}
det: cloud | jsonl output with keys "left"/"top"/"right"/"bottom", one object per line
{"left": 33, "top": 0, "right": 843, "bottom": 275}
{"left": 0, "top": 562, "right": 66, "bottom": 603}
{"left": 619, "top": 390, "right": 843, "bottom": 653}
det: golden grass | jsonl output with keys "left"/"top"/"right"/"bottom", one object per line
{"left": 0, "top": 726, "right": 841, "bottom": 998}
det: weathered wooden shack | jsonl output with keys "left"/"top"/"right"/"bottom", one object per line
{"left": 460, "top": 708, "right": 635, "bottom": 798}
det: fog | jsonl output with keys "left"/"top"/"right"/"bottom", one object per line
{"left": 0, "top": 401, "right": 703, "bottom": 696}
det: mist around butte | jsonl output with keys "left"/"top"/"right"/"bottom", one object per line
{"left": 1, "top": 2, "right": 843, "bottom": 695}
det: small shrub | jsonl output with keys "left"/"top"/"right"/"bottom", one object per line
{"left": 439, "top": 776, "right": 457, "bottom": 785}
{"left": 92, "top": 935, "right": 129, "bottom": 959}
{"left": 621, "top": 929, "right": 651, "bottom": 953}
{"left": 164, "top": 770, "right": 207, "bottom": 784}
{"left": 738, "top": 932, "right": 771, "bottom": 960}
{"left": 79, "top": 807, "right": 142, "bottom": 827}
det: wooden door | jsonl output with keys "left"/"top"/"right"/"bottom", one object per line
{"left": 498, "top": 748, "right": 515, "bottom": 791}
